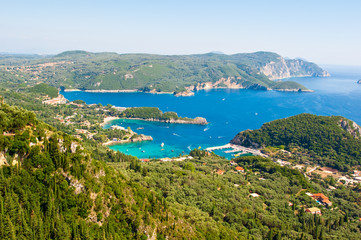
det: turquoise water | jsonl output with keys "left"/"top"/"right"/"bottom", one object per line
{"left": 62, "top": 65, "right": 361, "bottom": 159}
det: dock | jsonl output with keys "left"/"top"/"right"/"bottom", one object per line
{"left": 205, "top": 143, "right": 232, "bottom": 151}
{"left": 206, "top": 144, "right": 267, "bottom": 157}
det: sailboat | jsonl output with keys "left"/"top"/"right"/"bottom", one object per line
{"left": 161, "top": 142, "right": 164, "bottom": 151}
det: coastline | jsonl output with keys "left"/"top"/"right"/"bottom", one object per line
{"left": 102, "top": 116, "right": 121, "bottom": 126}
{"left": 103, "top": 134, "right": 153, "bottom": 146}
{"left": 85, "top": 89, "right": 138, "bottom": 93}
{"left": 62, "top": 86, "right": 314, "bottom": 96}
{"left": 120, "top": 117, "right": 208, "bottom": 125}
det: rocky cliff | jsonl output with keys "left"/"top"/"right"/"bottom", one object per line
{"left": 339, "top": 118, "right": 361, "bottom": 138}
{"left": 259, "top": 57, "right": 330, "bottom": 80}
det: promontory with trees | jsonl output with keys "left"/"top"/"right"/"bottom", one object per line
{"left": 119, "top": 107, "right": 208, "bottom": 125}
{"left": 231, "top": 113, "right": 361, "bottom": 172}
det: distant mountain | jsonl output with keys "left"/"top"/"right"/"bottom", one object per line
{"left": 0, "top": 51, "right": 329, "bottom": 93}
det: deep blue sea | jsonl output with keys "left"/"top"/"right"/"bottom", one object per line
{"left": 61, "top": 65, "right": 361, "bottom": 159}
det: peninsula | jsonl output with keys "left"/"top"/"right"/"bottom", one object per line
{"left": 120, "top": 107, "right": 208, "bottom": 125}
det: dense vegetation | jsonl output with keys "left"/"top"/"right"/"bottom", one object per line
{"left": 231, "top": 113, "right": 361, "bottom": 171}
{"left": 0, "top": 51, "right": 328, "bottom": 92}
{"left": 0, "top": 102, "right": 211, "bottom": 239}
{"left": 111, "top": 154, "right": 361, "bottom": 239}
{"left": 1, "top": 85, "right": 361, "bottom": 239}
{"left": 28, "top": 83, "right": 59, "bottom": 98}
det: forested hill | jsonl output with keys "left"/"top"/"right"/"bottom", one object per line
{"left": 231, "top": 114, "right": 361, "bottom": 171}
{"left": 0, "top": 51, "right": 328, "bottom": 92}
{"left": 2, "top": 97, "right": 361, "bottom": 239}
{"left": 0, "top": 102, "right": 206, "bottom": 239}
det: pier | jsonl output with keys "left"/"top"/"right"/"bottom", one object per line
{"left": 205, "top": 144, "right": 267, "bottom": 157}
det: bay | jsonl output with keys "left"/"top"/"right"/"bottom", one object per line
{"left": 61, "top": 65, "right": 361, "bottom": 159}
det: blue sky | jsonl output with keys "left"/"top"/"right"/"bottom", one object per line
{"left": 1, "top": 0, "right": 361, "bottom": 65}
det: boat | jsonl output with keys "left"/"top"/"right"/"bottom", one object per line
{"left": 161, "top": 142, "right": 164, "bottom": 147}
{"left": 137, "top": 127, "right": 144, "bottom": 130}
{"left": 142, "top": 150, "right": 145, "bottom": 153}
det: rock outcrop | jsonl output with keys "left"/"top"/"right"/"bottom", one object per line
{"left": 130, "top": 134, "right": 153, "bottom": 142}
{"left": 339, "top": 119, "right": 361, "bottom": 138}
{"left": 0, "top": 152, "right": 9, "bottom": 166}
{"left": 174, "top": 91, "right": 195, "bottom": 97}
{"left": 259, "top": 57, "right": 330, "bottom": 80}
{"left": 192, "top": 77, "right": 244, "bottom": 90}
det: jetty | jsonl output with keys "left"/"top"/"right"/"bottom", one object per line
{"left": 205, "top": 143, "right": 267, "bottom": 157}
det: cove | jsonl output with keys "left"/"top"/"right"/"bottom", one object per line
{"left": 61, "top": 65, "right": 361, "bottom": 159}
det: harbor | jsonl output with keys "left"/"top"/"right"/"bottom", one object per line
{"left": 205, "top": 143, "right": 267, "bottom": 158}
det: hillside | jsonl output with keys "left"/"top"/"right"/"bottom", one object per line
{"left": 1, "top": 95, "right": 361, "bottom": 239}
{"left": 0, "top": 102, "right": 209, "bottom": 239}
{"left": 231, "top": 114, "right": 361, "bottom": 171}
{"left": 0, "top": 51, "right": 329, "bottom": 93}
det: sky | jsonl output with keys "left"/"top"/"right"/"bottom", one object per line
{"left": 1, "top": 0, "right": 361, "bottom": 65}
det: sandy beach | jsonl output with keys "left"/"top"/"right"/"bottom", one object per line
{"left": 102, "top": 116, "right": 120, "bottom": 126}
{"left": 63, "top": 89, "right": 82, "bottom": 92}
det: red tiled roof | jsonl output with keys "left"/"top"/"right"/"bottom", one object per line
{"left": 312, "top": 193, "right": 328, "bottom": 200}
{"left": 216, "top": 170, "right": 225, "bottom": 175}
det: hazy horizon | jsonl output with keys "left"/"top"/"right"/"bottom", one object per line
{"left": 1, "top": 0, "right": 361, "bottom": 66}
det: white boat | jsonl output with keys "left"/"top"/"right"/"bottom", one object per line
{"left": 161, "top": 142, "right": 164, "bottom": 147}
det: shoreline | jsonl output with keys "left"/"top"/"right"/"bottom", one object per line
{"left": 102, "top": 116, "right": 121, "bottom": 126}
{"left": 103, "top": 134, "right": 153, "bottom": 146}
{"left": 62, "top": 87, "right": 314, "bottom": 95}
{"left": 63, "top": 88, "right": 174, "bottom": 94}
{"left": 120, "top": 117, "right": 208, "bottom": 125}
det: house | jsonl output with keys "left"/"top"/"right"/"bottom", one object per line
{"left": 216, "top": 169, "right": 225, "bottom": 175}
{"left": 311, "top": 193, "right": 332, "bottom": 207}
{"left": 235, "top": 166, "right": 244, "bottom": 172}
{"left": 229, "top": 161, "right": 237, "bottom": 166}
{"left": 305, "top": 207, "right": 321, "bottom": 215}
{"left": 140, "top": 159, "right": 150, "bottom": 162}
{"left": 249, "top": 193, "right": 260, "bottom": 198}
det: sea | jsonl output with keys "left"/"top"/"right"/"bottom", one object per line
{"left": 61, "top": 65, "right": 361, "bottom": 159}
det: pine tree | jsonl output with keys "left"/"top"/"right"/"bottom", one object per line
{"left": 4, "top": 215, "right": 16, "bottom": 240}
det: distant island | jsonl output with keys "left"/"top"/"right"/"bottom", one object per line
{"left": 0, "top": 50, "right": 329, "bottom": 94}
{"left": 120, "top": 107, "right": 208, "bottom": 125}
